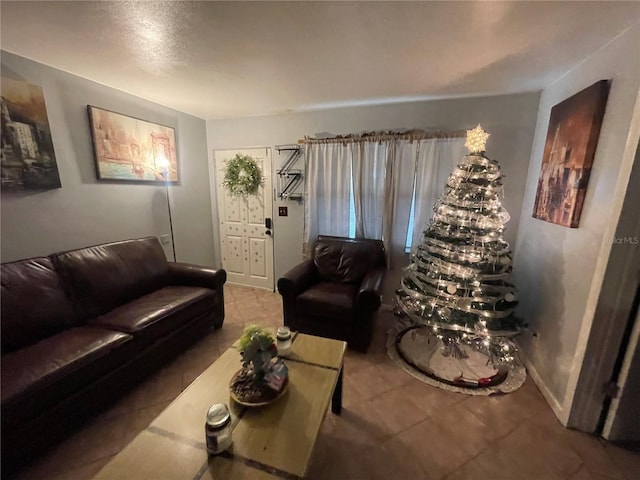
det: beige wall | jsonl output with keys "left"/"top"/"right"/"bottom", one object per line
{"left": 512, "top": 25, "right": 640, "bottom": 425}
{"left": 207, "top": 92, "right": 541, "bottom": 299}
{"left": 1, "top": 52, "right": 216, "bottom": 266}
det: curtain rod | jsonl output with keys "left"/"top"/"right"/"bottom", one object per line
{"left": 301, "top": 129, "right": 466, "bottom": 145}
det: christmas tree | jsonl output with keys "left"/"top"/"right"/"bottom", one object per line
{"left": 395, "top": 125, "right": 523, "bottom": 370}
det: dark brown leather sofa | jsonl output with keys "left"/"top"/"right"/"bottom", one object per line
{"left": 1, "top": 236, "right": 226, "bottom": 474}
{"left": 277, "top": 236, "right": 385, "bottom": 352}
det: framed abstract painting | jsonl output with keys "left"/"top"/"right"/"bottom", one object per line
{"left": 532, "top": 80, "right": 610, "bottom": 228}
{"left": 1, "top": 75, "right": 61, "bottom": 190}
{"left": 87, "top": 106, "right": 178, "bottom": 183}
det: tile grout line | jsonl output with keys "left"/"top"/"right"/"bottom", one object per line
{"left": 147, "top": 423, "right": 302, "bottom": 480}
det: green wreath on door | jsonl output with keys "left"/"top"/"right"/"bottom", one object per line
{"left": 223, "top": 154, "right": 264, "bottom": 197}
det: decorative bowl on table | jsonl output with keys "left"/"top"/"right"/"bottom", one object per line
{"left": 229, "top": 369, "right": 289, "bottom": 407}
{"left": 229, "top": 325, "right": 289, "bottom": 407}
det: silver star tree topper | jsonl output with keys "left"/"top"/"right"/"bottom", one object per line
{"left": 464, "top": 125, "right": 490, "bottom": 153}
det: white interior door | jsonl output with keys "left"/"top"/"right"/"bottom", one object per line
{"left": 214, "top": 148, "right": 274, "bottom": 290}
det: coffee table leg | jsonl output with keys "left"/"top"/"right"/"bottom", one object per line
{"left": 331, "top": 367, "right": 343, "bottom": 415}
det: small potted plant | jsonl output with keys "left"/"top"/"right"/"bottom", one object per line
{"left": 230, "top": 325, "right": 288, "bottom": 405}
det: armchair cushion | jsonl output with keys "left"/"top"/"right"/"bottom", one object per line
{"left": 314, "top": 238, "right": 378, "bottom": 284}
{"left": 296, "top": 282, "right": 358, "bottom": 321}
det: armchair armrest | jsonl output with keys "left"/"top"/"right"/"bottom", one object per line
{"left": 168, "top": 262, "right": 227, "bottom": 290}
{"left": 277, "top": 259, "right": 318, "bottom": 298}
{"left": 357, "top": 267, "right": 385, "bottom": 313}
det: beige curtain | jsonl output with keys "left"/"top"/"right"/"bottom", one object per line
{"left": 303, "top": 131, "right": 465, "bottom": 265}
{"left": 303, "top": 142, "right": 352, "bottom": 257}
{"left": 411, "top": 137, "right": 467, "bottom": 250}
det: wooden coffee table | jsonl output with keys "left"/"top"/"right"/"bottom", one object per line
{"left": 92, "top": 333, "right": 346, "bottom": 480}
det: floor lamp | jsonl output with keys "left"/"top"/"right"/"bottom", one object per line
{"left": 157, "top": 156, "right": 177, "bottom": 262}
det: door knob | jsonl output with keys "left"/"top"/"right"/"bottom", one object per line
{"left": 265, "top": 230, "right": 272, "bottom": 235}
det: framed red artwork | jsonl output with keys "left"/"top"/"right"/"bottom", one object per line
{"left": 532, "top": 80, "right": 610, "bottom": 228}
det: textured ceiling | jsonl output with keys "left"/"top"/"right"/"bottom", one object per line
{"left": 1, "top": 1, "right": 638, "bottom": 119}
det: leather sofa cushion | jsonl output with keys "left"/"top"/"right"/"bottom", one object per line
{"left": 52, "top": 237, "right": 169, "bottom": 321}
{"left": 1, "top": 257, "right": 75, "bottom": 353}
{"left": 313, "top": 238, "right": 379, "bottom": 284}
{"left": 90, "top": 286, "right": 216, "bottom": 343}
{"left": 296, "top": 282, "right": 357, "bottom": 321}
{"left": 1, "top": 326, "right": 132, "bottom": 428}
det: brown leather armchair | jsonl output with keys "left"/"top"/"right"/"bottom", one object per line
{"left": 277, "top": 236, "right": 386, "bottom": 352}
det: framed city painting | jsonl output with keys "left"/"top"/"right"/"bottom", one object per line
{"left": 87, "top": 106, "right": 179, "bottom": 183}
{"left": 532, "top": 80, "right": 610, "bottom": 228}
{"left": 1, "top": 74, "right": 61, "bottom": 190}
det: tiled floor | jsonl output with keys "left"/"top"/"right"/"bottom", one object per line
{"left": 14, "top": 284, "right": 640, "bottom": 480}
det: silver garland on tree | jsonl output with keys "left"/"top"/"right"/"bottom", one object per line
{"left": 394, "top": 125, "right": 524, "bottom": 387}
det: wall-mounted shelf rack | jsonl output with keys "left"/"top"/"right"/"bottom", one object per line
{"left": 275, "top": 144, "right": 303, "bottom": 201}
{"left": 277, "top": 169, "right": 303, "bottom": 200}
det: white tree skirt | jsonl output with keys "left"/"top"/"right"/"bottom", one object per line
{"left": 387, "top": 323, "right": 526, "bottom": 395}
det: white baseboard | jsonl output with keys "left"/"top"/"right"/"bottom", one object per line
{"left": 520, "top": 354, "right": 570, "bottom": 426}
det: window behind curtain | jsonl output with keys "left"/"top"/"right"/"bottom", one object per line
{"left": 349, "top": 165, "right": 417, "bottom": 252}
{"left": 405, "top": 185, "right": 417, "bottom": 252}
{"left": 348, "top": 170, "right": 356, "bottom": 239}
{"left": 307, "top": 135, "right": 465, "bottom": 261}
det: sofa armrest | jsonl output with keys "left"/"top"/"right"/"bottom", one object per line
{"left": 357, "top": 267, "right": 385, "bottom": 313}
{"left": 168, "top": 262, "right": 227, "bottom": 290}
{"left": 277, "top": 259, "right": 317, "bottom": 298}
